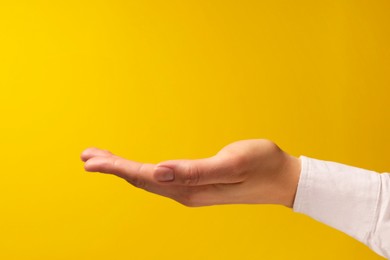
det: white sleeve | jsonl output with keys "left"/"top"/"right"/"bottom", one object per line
{"left": 293, "top": 156, "right": 390, "bottom": 259}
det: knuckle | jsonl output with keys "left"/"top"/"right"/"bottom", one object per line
{"left": 104, "top": 149, "right": 113, "bottom": 155}
{"left": 184, "top": 164, "right": 200, "bottom": 185}
{"left": 100, "top": 159, "right": 112, "bottom": 172}
{"left": 111, "top": 157, "right": 120, "bottom": 169}
{"left": 132, "top": 163, "right": 147, "bottom": 189}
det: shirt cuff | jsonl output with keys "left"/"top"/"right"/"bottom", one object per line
{"left": 293, "top": 155, "right": 381, "bottom": 245}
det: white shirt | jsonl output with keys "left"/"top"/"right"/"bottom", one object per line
{"left": 293, "top": 156, "right": 390, "bottom": 259}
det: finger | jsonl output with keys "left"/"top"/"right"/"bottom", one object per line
{"left": 82, "top": 151, "right": 237, "bottom": 206}
{"left": 81, "top": 147, "right": 112, "bottom": 162}
{"left": 153, "top": 155, "right": 244, "bottom": 186}
{"left": 83, "top": 155, "right": 223, "bottom": 206}
{"left": 84, "top": 155, "right": 158, "bottom": 189}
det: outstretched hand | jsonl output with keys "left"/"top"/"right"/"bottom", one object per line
{"left": 81, "top": 139, "right": 301, "bottom": 208}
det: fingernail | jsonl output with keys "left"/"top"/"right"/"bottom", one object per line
{"left": 155, "top": 166, "right": 174, "bottom": 181}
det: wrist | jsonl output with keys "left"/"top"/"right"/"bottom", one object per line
{"left": 278, "top": 154, "right": 302, "bottom": 208}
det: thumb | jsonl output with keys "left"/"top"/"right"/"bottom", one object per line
{"left": 153, "top": 155, "right": 244, "bottom": 186}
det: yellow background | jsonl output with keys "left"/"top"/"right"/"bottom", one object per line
{"left": 0, "top": 1, "right": 389, "bottom": 259}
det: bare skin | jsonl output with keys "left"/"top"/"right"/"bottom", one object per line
{"left": 81, "top": 139, "right": 301, "bottom": 208}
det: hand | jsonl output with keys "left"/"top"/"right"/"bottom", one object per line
{"left": 81, "top": 139, "right": 301, "bottom": 208}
